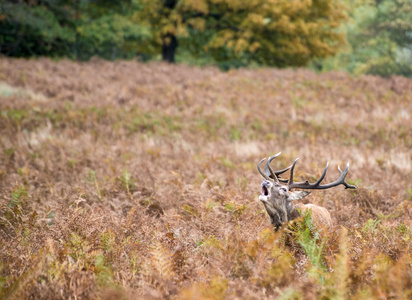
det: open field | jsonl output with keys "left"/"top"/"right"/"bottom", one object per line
{"left": 0, "top": 58, "right": 412, "bottom": 299}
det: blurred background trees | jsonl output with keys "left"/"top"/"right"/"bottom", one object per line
{"left": 135, "top": 0, "right": 347, "bottom": 68}
{"left": 0, "top": 0, "right": 411, "bottom": 76}
{"left": 318, "top": 0, "right": 412, "bottom": 77}
{"left": 0, "top": 0, "right": 149, "bottom": 60}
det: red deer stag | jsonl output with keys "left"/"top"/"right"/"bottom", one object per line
{"left": 257, "top": 152, "right": 356, "bottom": 230}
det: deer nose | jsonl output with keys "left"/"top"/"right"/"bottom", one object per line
{"left": 262, "top": 181, "right": 270, "bottom": 187}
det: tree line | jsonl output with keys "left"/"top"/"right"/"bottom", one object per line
{"left": 0, "top": 0, "right": 411, "bottom": 76}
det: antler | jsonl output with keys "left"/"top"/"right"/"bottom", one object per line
{"left": 257, "top": 152, "right": 291, "bottom": 183}
{"left": 288, "top": 158, "right": 357, "bottom": 190}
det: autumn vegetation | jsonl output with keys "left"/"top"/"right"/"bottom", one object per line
{"left": 135, "top": 0, "right": 347, "bottom": 65}
{"left": 0, "top": 58, "right": 411, "bottom": 299}
{"left": 2, "top": 0, "right": 412, "bottom": 76}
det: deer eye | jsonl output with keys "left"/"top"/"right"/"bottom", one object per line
{"left": 280, "top": 187, "right": 287, "bottom": 193}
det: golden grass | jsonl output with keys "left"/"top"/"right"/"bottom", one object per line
{"left": 0, "top": 58, "right": 411, "bottom": 299}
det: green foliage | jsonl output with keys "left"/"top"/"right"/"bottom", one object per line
{"left": 3, "top": 147, "right": 15, "bottom": 159}
{"left": 118, "top": 169, "right": 135, "bottom": 197}
{"left": 127, "top": 112, "right": 182, "bottom": 135}
{"left": 350, "top": 177, "right": 362, "bottom": 185}
{"left": 236, "top": 176, "right": 248, "bottom": 191}
{"left": 10, "top": 185, "right": 29, "bottom": 208}
{"left": 75, "top": 1, "right": 150, "bottom": 60}
{"left": 219, "top": 157, "right": 234, "bottom": 169}
{"left": 407, "top": 188, "right": 412, "bottom": 201}
{"left": 101, "top": 231, "right": 116, "bottom": 252}
{"left": 224, "top": 202, "right": 247, "bottom": 219}
{"left": 229, "top": 127, "right": 242, "bottom": 141}
{"left": 0, "top": 0, "right": 76, "bottom": 57}
{"left": 136, "top": 0, "right": 348, "bottom": 67}
{"left": 318, "top": 0, "right": 412, "bottom": 77}
{"left": 0, "top": 0, "right": 150, "bottom": 60}
{"left": 1, "top": 0, "right": 411, "bottom": 77}
{"left": 362, "top": 218, "right": 381, "bottom": 233}
{"left": 294, "top": 209, "right": 328, "bottom": 282}
{"left": 86, "top": 170, "right": 102, "bottom": 201}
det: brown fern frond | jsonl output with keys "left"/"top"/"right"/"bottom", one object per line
{"left": 139, "top": 273, "right": 168, "bottom": 299}
{"left": 329, "top": 226, "right": 349, "bottom": 299}
{"left": 150, "top": 241, "right": 176, "bottom": 279}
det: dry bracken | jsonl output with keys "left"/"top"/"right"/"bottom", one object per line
{"left": 0, "top": 58, "right": 411, "bottom": 299}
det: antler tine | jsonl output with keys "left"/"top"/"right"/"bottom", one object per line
{"left": 264, "top": 152, "right": 292, "bottom": 183}
{"left": 313, "top": 162, "right": 329, "bottom": 185}
{"left": 265, "top": 159, "right": 278, "bottom": 182}
{"left": 288, "top": 160, "right": 357, "bottom": 190}
{"left": 257, "top": 158, "right": 271, "bottom": 181}
{"left": 288, "top": 158, "right": 299, "bottom": 189}
{"left": 265, "top": 152, "right": 280, "bottom": 183}
{"left": 338, "top": 163, "right": 357, "bottom": 189}
{"left": 268, "top": 154, "right": 292, "bottom": 175}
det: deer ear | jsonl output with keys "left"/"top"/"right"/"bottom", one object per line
{"left": 289, "top": 191, "right": 311, "bottom": 201}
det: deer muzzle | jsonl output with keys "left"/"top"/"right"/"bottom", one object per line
{"left": 259, "top": 181, "right": 271, "bottom": 202}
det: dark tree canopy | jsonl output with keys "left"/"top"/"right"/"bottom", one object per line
{"left": 0, "top": 0, "right": 149, "bottom": 60}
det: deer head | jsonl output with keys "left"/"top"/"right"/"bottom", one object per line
{"left": 257, "top": 152, "right": 356, "bottom": 230}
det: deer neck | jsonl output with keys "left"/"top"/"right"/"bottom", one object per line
{"left": 288, "top": 206, "right": 301, "bottom": 221}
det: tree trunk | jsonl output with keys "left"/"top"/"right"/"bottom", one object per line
{"left": 162, "top": 33, "right": 177, "bottom": 63}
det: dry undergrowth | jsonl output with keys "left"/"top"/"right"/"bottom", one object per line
{"left": 0, "top": 58, "right": 412, "bottom": 299}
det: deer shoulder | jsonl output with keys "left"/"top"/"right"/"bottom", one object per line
{"left": 294, "top": 203, "right": 333, "bottom": 228}
{"left": 257, "top": 152, "right": 356, "bottom": 231}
